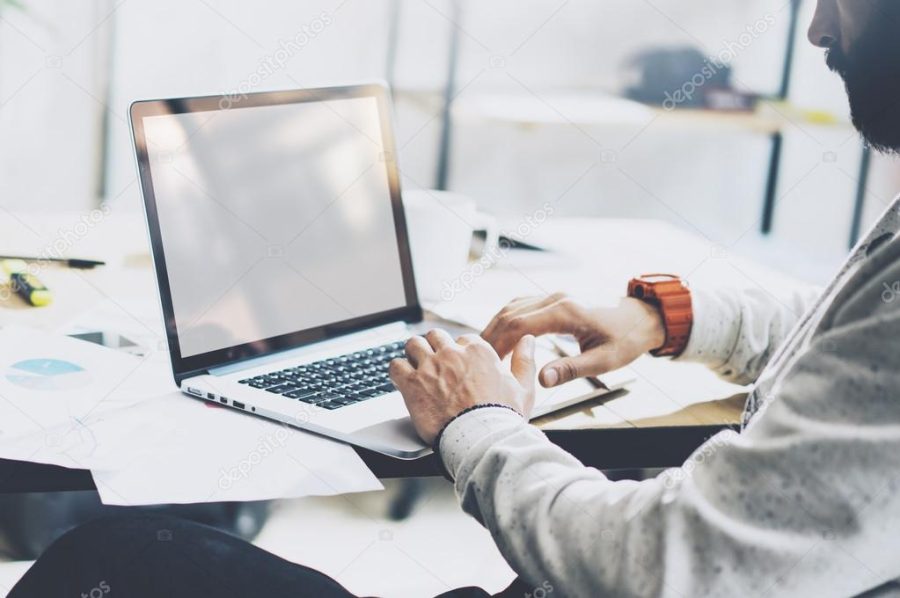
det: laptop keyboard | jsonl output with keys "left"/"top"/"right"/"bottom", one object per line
{"left": 238, "top": 340, "right": 406, "bottom": 410}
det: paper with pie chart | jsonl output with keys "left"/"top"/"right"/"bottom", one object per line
{"left": 0, "top": 325, "right": 172, "bottom": 469}
{"left": 5, "top": 358, "right": 94, "bottom": 391}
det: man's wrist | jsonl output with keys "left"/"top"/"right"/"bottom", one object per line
{"left": 433, "top": 403, "right": 521, "bottom": 449}
{"left": 628, "top": 297, "right": 667, "bottom": 353}
{"left": 434, "top": 404, "right": 525, "bottom": 481}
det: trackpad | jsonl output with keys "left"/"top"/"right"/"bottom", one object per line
{"left": 353, "top": 417, "right": 431, "bottom": 459}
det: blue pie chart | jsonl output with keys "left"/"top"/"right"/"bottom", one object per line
{"left": 5, "top": 359, "right": 92, "bottom": 391}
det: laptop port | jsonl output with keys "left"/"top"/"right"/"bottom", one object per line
{"left": 207, "top": 393, "right": 215, "bottom": 400}
{"left": 233, "top": 401, "right": 245, "bottom": 410}
{"left": 219, "top": 397, "right": 227, "bottom": 404}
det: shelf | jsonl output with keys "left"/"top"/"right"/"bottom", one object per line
{"left": 447, "top": 90, "right": 852, "bottom": 136}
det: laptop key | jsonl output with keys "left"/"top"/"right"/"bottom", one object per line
{"left": 299, "top": 393, "right": 328, "bottom": 404}
{"left": 248, "top": 340, "right": 408, "bottom": 406}
{"left": 266, "top": 384, "right": 295, "bottom": 394}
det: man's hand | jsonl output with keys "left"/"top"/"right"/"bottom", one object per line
{"left": 481, "top": 293, "right": 666, "bottom": 388}
{"left": 389, "top": 330, "right": 535, "bottom": 445}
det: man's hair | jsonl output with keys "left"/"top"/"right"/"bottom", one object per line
{"left": 826, "top": 1, "right": 900, "bottom": 153}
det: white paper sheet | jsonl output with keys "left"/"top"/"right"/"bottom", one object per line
{"left": 0, "top": 326, "right": 173, "bottom": 469}
{"left": 0, "top": 325, "right": 383, "bottom": 505}
{"left": 89, "top": 392, "right": 383, "bottom": 505}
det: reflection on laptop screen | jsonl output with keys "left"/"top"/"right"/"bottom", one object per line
{"left": 142, "top": 96, "right": 408, "bottom": 358}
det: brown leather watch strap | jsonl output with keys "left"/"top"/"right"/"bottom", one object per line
{"left": 627, "top": 274, "right": 693, "bottom": 357}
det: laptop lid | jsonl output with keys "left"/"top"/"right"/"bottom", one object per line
{"left": 130, "top": 84, "right": 421, "bottom": 385}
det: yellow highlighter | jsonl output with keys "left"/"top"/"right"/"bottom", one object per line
{"left": 1, "top": 259, "right": 52, "bottom": 307}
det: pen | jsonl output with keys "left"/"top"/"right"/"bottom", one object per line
{"left": 0, "top": 255, "right": 106, "bottom": 269}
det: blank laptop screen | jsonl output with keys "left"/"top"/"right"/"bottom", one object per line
{"left": 142, "top": 96, "right": 408, "bottom": 358}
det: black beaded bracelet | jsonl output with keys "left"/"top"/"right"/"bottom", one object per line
{"left": 432, "top": 403, "right": 523, "bottom": 481}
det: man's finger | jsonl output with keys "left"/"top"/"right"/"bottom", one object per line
{"left": 481, "top": 294, "right": 561, "bottom": 343}
{"left": 481, "top": 296, "right": 542, "bottom": 344}
{"left": 510, "top": 335, "right": 536, "bottom": 388}
{"left": 404, "top": 336, "right": 433, "bottom": 368}
{"left": 485, "top": 304, "right": 576, "bottom": 357}
{"left": 456, "top": 333, "right": 485, "bottom": 346}
{"left": 539, "top": 352, "right": 601, "bottom": 387}
{"left": 388, "top": 358, "right": 415, "bottom": 386}
{"left": 424, "top": 328, "right": 455, "bottom": 351}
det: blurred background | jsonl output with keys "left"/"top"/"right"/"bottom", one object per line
{"left": 2, "top": 3, "right": 899, "bottom": 595}
{"left": 2, "top": 0, "right": 898, "bottom": 286}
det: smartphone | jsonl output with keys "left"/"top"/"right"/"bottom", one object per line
{"left": 68, "top": 331, "right": 144, "bottom": 356}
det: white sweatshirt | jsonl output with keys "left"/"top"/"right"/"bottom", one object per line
{"left": 440, "top": 197, "right": 900, "bottom": 597}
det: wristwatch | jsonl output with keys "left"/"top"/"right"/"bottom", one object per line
{"left": 627, "top": 274, "right": 693, "bottom": 357}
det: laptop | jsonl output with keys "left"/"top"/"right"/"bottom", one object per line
{"left": 130, "top": 84, "right": 628, "bottom": 459}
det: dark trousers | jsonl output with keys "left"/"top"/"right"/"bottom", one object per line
{"left": 9, "top": 515, "right": 529, "bottom": 598}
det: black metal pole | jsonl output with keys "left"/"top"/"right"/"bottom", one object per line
{"left": 760, "top": 0, "right": 803, "bottom": 235}
{"left": 434, "top": 0, "right": 462, "bottom": 191}
{"left": 849, "top": 145, "right": 872, "bottom": 248}
{"left": 761, "top": 133, "right": 784, "bottom": 234}
{"left": 96, "top": 0, "right": 118, "bottom": 204}
{"left": 779, "top": 0, "right": 803, "bottom": 99}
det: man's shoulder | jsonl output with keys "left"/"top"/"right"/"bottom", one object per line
{"left": 829, "top": 230, "right": 900, "bottom": 328}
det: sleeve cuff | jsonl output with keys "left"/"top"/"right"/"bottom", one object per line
{"left": 675, "top": 287, "right": 740, "bottom": 368}
{"left": 437, "top": 406, "right": 527, "bottom": 481}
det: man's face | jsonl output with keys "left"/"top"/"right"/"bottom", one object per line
{"left": 809, "top": 0, "right": 900, "bottom": 153}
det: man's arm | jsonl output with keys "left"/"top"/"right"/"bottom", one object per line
{"left": 478, "top": 284, "right": 821, "bottom": 389}
{"left": 676, "top": 285, "right": 821, "bottom": 385}
{"left": 392, "top": 252, "right": 900, "bottom": 596}
{"left": 437, "top": 274, "right": 900, "bottom": 597}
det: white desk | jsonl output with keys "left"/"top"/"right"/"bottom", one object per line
{"left": 0, "top": 209, "right": 800, "bottom": 482}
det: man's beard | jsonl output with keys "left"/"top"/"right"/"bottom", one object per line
{"left": 826, "top": 4, "right": 900, "bottom": 154}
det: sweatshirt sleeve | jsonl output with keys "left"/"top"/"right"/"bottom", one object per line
{"left": 675, "top": 285, "right": 821, "bottom": 385}
{"left": 441, "top": 263, "right": 900, "bottom": 596}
